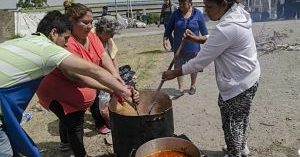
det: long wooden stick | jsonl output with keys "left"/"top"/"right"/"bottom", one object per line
{"left": 131, "top": 85, "right": 139, "bottom": 115}
{"left": 148, "top": 38, "right": 186, "bottom": 114}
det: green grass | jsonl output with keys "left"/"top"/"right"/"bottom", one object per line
{"left": 115, "top": 34, "right": 167, "bottom": 89}
{"left": 7, "top": 34, "right": 23, "bottom": 40}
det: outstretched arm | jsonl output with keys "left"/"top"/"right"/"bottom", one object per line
{"left": 162, "top": 68, "right": 183, "bottom": 81}
{"left": 58, "top": 54, "right": 131, "bottom": 97}
{"left": 61, "top": 70, "right": 112, "bottom": 93}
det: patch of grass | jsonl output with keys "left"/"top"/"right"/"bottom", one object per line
{"left": 115, "top": 34, "right": 167, "bottom": 89}
{"left": 135, "top": 52, "right": 157, "bottom": 83}
{"left": 147, "top": 13, "right": 160, "bottom": 25}
{"left": 7, "top": 34, "right": 23, "bottom": 40}
{"left": 118, "top": 49, "right": 159, "bottom": 88}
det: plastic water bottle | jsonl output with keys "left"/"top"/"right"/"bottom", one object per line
{"left": 21, "top": 112, "right": 32, "bottom": 124}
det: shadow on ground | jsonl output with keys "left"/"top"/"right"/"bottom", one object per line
{"left": 47, "top": 119, "right": 59, "bottom": 137}
{"left": 160, "top": 87, "right": 194, "bottom": 100}
{"left": 201, "top": 150, "right": 224, "bottom": 157}
{"left": 38, "top": 141, "right": 73, "bottom": 157}
{"left": 47, "top": 114, "right": 99, "bottom": 138}
{"left": 175, "top": 134, "right": 224, "bottom": 157}
{"left": 138, "top": 50, "right": 165, "bottom": 54}
{"left": 160, "top": 87, "right": 180, "bottom": 96}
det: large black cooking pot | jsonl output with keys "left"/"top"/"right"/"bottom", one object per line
{"left": 109, "top": 90, "right": 174, "bottom": 157}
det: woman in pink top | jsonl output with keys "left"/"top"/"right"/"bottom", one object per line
{"left": 36, "top": 3, "right": 133, "bottom": 157}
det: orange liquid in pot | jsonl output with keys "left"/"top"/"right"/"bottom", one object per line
{"left": 145, "top": 150, "right": 189, "bottom": 157}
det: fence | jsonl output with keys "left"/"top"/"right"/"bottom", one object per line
{"left": 92, "top": 0, "right": 204, "bottom": 17}
{"left": 3, "top": 0, "right": 204, "bottom": 37}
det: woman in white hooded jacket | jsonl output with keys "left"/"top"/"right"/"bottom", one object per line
{"left": 162, "top": 0, "right": 260, "bottom": 156}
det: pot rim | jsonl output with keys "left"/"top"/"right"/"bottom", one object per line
{"left": 109, "top": 89, "right": 173, "bottom": 116}
{"left": 135, "top": 137, "right": 201, "bottom": 157}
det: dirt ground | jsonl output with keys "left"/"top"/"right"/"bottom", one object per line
{"left": 22, "top": 20, "right": 300, "bottom": 157}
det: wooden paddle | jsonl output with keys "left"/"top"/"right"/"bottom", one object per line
{"left": 148, "top": 38, "right": 186, "bottom": 114}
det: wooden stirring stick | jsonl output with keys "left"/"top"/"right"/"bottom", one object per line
{"left": 148, "top": 38, "right": 186, "bottom": 114}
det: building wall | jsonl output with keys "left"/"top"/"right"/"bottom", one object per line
{"left": 14, "top": 12, "right": 45, "bottom": 37}
{"left": 0, "top": 10, "right": 15, "bottom": 42}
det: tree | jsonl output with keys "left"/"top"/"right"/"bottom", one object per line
{"left": 16, "top": 0, "right": 47, "bottom": 8}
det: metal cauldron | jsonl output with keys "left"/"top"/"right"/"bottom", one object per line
{"left": 135, "top": 137, "right": 201, "bottom": 157}
{"left": 109, "top": 90, "right": 174, "bottom": 157}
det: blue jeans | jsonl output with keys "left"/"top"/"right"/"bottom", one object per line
{"left": 0, "top": 127, "right": 13, "bottom": 157}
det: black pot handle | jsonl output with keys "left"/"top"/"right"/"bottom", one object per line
{"left": 129, "top": 148, "right": 137, "bottom": 157}
{"left": 145, "top": 116, "right": 165, "bottom": 123}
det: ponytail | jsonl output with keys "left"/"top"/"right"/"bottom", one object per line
{"left": 63, "top": 2, "right": 92, "bottom": 22}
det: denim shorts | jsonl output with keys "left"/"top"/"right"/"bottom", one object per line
{"left": 174, "top": 52, "right": 198, "bottom": 69}
{"left": 0, "top": 127, "right": 13, "bottom": 157}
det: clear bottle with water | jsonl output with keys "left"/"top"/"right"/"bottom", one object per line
{"left": 21, "top": 112, "right": 32, "bottom": 124}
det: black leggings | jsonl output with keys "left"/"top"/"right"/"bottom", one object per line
{"left": 218, "top": 82, "right": 258, "bottom": 157}
{"left": 49, "top": 101, "right": 86, "bottom": 157}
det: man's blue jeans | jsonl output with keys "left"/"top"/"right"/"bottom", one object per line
{"left": 0, "top": 127, "right": 13, "bottom": 157}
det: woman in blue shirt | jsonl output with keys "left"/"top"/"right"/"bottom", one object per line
{"left": 159, "top": 0, "right": 178, "bottom": 50}
{"left": 163, "top": 0, "right": 208, "bottom": 96}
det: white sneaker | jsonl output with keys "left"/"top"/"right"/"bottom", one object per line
{"left": 222, "top": 145, "right": 250, "bottom": 156}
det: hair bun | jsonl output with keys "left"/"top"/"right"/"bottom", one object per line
{"left": 63, "top": 0, "right": 72, "bottom": 9}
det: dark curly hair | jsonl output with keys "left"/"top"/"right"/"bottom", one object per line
{"left": 37, "top": 10, "right": 71, "bottom": 37}
{"left": 94, "top": 16, "right": 120, "bottom": 35}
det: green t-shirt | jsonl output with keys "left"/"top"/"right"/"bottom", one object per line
{"left": 0, "top": 33, "right": 71, "bottom": 88}
{"left": 0, "top": 33, "right": 71, "bottom": 124}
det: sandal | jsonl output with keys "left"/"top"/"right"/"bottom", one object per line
{"left": 174, "top": 90, "right": 184, "bottom": 97}
{"left": 188, "top": 87, "right": 196, "bottom": 95}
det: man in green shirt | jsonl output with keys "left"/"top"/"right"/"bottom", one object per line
{"left": 0, "top": 10, "right": 135, "bottom": 157}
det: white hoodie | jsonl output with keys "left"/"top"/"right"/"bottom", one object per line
{"left": 182, "top": 3, "right": 260, "bottom": 100}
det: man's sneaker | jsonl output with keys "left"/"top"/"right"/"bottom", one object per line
{"left": 97, "top": 124, "right": 111, "bottom": 134}
{"left": 223, "top": 145, "right": 250, "bottom": 156}
{"left": 59, "top": 142, "right": 71, "bottom": 151}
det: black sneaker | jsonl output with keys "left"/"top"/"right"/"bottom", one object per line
{"left": 59, "top": 142, "right": 71, "bottom": 151}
